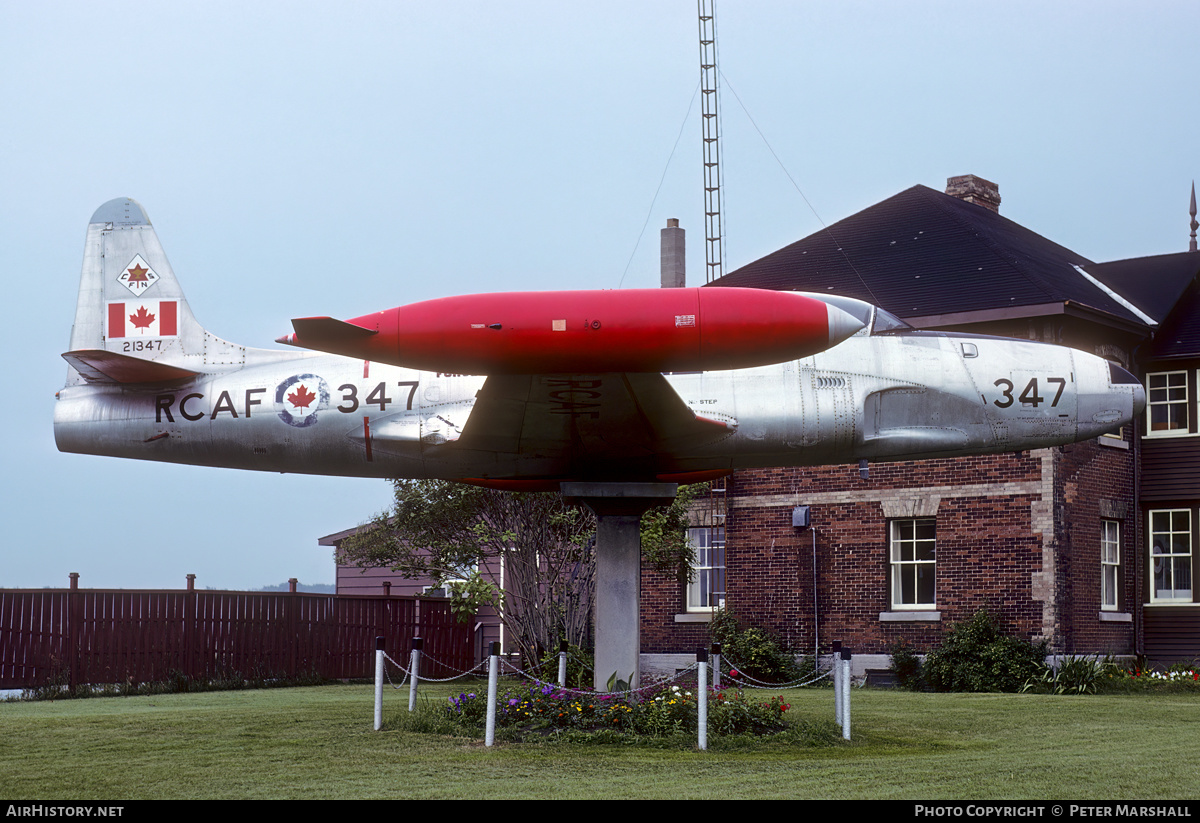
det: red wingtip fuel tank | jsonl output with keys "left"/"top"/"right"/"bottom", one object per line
{"left": 278, "top": 288, "right": 865, "bottom": 374}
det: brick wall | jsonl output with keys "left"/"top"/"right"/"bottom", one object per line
{"left": 641, "top": 436, "right": 1138, "bottom": 659}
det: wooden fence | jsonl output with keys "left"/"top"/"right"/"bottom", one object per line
{"left": 0, "top": 579, "right": 473, "bottom": 690}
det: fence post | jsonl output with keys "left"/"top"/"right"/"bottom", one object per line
{"left": 557, "top": 640, "right": 568, "bottom": 688}
{"left": 408, "top": 637, "right": 423, "bottom": 712}
{"left": 68, "top": 573, "right": 80, "bottom": 690}
{"left": 697, "top": 647, "right": 709, "bottom": 751}
{"left": 711, "top": 642, "right": 722, "bottom": 690}
{"left": 185, "top": 574, "right": 197, "bottom": 683}
{"left": 288, "top": 578, "right": 298, "bottom": 679}
{"left": 841, "top": 647, "right": 851, "bottom": 741}
{"left": 374, "top": 636, "right": 385, "bottom": 731}
{"left": 485, "top": 641, "right": 500, "bottom": 747}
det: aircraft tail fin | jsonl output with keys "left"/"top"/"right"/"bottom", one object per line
{"left": 64, "top": 198, "right": 287, "bottom": 387}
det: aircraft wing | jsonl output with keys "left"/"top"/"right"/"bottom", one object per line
{"left": 452, "top": 372, "right": 735, "bottom": 469}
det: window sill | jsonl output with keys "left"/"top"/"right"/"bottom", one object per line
{"left": 1098, "top": 611, "right": 1132, "bottom": 622}
{"left": 674, "top": 612, "right": 716, "bottom": 623}
{"left": 879, "top": 610, "right": 941, "bottom": 622}
{"left": 1098, "top": 436, "right": 1129, "bottom": 450}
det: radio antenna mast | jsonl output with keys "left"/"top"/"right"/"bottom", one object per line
{"left": 698, "top": 0, "right": 725, "bottom": 283}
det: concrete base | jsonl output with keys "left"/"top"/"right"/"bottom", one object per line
{"left": 641, "top": 652, "right": 893, "bottom": 684}
{"left": 562, "top": 482, "right": 677, "bottom": 692}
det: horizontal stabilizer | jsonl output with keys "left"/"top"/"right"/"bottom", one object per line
{"left": 62, "top": 349, "right": 201, "bottom": 385}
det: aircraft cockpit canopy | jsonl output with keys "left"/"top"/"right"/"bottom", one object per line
{"left": 870, "top": 307, "right": 911, "bottom": 334}
{"left": 790, "top": 291, "right": 912, "bottom": 337}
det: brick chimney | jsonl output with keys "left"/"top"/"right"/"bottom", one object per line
{"left": 660, "top": 218, "right": 685, "bottom": 288}
{"left": 945, "top": 175, "right": 1001, "bottom": 213}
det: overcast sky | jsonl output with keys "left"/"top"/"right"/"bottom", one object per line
{"left": 2, "top": 1, "right": 1196, "bottom": 590}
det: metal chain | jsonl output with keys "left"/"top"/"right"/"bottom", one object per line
{"left": 382, "top": 648, "right": 832, "bottom": 695}
{"left": 716, "top": 656, "right": 834, "bottom": 690}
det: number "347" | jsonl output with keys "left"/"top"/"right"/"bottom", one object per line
{"left": 992, "top": 376, "right": 1066, "bottom": 408}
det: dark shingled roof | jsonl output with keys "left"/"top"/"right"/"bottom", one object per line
{"left": 1086, "top": 251, "right": 1200, "bottom": 360}
{"left": 1084, "top": 252, "right": 1200, "bottom": 325}
{"left": 712, "top": 184, "right": 1148, "bottom": 328}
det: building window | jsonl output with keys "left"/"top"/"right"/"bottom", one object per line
{"left": 1146, "top": 371, "right": 1189, "bottom": 435}
{"left": 687, "top": 526, "right": 725, "bottom": 611}
{"left": 890, "top": 518, "right": 936, "bottom": 609}
{"left": 1149, "top": 509, "right": 1193, "bottom": 602}
{"left": 1101, "top": 520, "right": 1120, "bottom": 611}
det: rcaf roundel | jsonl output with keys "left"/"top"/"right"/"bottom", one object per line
{"left": 275, "top": 374, "right": 330, "bottom": 428}
{"left": 107, "top": 300, "right": 179, "bottom": 338}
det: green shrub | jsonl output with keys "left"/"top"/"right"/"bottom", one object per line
{"left": 889, "top": 639, "right": 925, "bottom": 690}
{"left": 709, "top": 692, "right": 791, "bottom": 736}
{"left": 536, "top": 643, "right": 593, "bottom": 690}
{"left": 1022, "top": 655, "right": 1120, "bottom": 695}
{"left": 710, "top": 609, "right": 806, "bottom": 684}
{"left": 923, "top": 610, "right": 1046, "bottom": 693}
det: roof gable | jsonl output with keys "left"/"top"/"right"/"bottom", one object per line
{"left": 713, "top": 184, "right": 1148, "bottom": 327}
{"left": 1084, "top": 251, "right": 1200, "bottom": 325}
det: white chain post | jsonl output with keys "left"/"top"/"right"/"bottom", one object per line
{"left": 485, "top": 641, "right": 500, "bottom": 747}
{"left": 408, "top": 637, "right": 422, "bottom": 712}
{"left": 374, "top": 636, "right": 385, "bottom": 731}
{"left": 832, "top": 640, "right": 842, "bottom": 726}
{"left": 841, "top": 647, "right": 851, "bottom": 741}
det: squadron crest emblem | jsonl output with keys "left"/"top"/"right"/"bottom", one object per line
{"left": 117, "top": 255, "right": 160, "bottom": 296}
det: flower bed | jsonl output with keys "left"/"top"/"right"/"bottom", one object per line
{"left": 444, "top": 681, "right": 792, "bottom": 738}
{"left": 1021, "top": 657, "right": 1200, "bottom": 695}
{"left": 1108, "top": 663, "right": 1200, "bottom": 692}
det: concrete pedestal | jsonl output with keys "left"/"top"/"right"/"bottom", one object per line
{"left": 562, "top": 482, "right": 678, "bottom": 692}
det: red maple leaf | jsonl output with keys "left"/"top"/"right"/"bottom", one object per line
{"left": 288, "top": 385, "right": 316, "bottom": 410}
{"left": 129, "top": 305, "right": 156, "bottom": 330}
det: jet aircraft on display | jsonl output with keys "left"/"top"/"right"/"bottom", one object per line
{"left": 55, "top": 198, "right": 1147, "bottom": 484}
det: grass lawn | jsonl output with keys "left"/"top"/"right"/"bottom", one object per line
{"left": 0, "top": 681, "right": 1196, "bottom": 800}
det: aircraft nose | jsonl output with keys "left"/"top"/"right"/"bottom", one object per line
{"left": 1077, "top": 356, "right": 1145, "bottom": 436}
{"left": 825, "top": 303, "right": 867, "bottom": 346}
{"left": 1107, "top": 361, "right": 1147, "bottom": 417}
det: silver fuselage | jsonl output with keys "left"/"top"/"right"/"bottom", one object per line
{"left": 54, "top": 325, "right": 1143, "bottom": 482}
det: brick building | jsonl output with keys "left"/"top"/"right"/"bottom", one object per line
{"left": 642, "top": 176, "right": 1200, "bottom": 675}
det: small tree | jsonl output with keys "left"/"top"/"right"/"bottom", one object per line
{"left": 339, "top": 480, "right": 597, "bottom": 664}
{"left": 640, "top": 481, "right": 707, "bottom": 580}
{"left": 340, "top": 479, "right": 704, "bottom": 666}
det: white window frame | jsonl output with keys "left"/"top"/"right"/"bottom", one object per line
{"left": 1145, "top": 370, "right": 1190, "bottom": 437}
{"left": 1101, "top": 520, "right": 1120, "bottom": 611}
{"left": 687, "top": 526, "right": 725, "bottom": 612}
{"left": 1149, "top": 509, "right": 1193, "bottom": 603}
{"left": 890, "top": 518, "right": 936, "bottom": 610}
